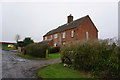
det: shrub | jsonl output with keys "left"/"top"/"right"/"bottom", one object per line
{"left": 49, "top": 47, "right": 60, "bottom": 54}
{"left": 60, "top": 39, "right": 120, "bottom": 78}
{"left": 25, "top": 42, "right": 50, "bottom": 58}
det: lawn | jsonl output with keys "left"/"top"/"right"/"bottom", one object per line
{"left": 2, "top": 45, "right": 11, "bottom": 50}
{"left": 37, "top": 63, "right": 92, "bottom": 78}
{"left": 17, "top": 53, "right": 47, "bottom": 60}
{"left": 2, "top": 45, "right": 16, "bottom": 51}
{"left": 48, "top": 52, "right": 60, "bottom": 59}
{"left": 17, "top": 52, "right": 60, "bottom": 60}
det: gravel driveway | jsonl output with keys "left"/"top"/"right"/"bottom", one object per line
{"left": 2, "top": 49, "right": 61, "bottom": 78}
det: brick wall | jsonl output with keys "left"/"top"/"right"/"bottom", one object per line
{"left": 43, "top": 16, "right": 98, "bottom": 47}
{"left": 76, "top": 16, "right": 98, "bottom": 40}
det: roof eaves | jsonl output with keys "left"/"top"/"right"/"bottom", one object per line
{"left": 43, "top": 15, "right": 88, "bottom": 37}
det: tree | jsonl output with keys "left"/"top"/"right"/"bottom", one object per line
{"left": 15, "top": 34, "right": 20, "bottom": 42}
{"left": 14, "top": 34, "right": 20, "bottom": 49}
{"left": 23, "top": 37, "right": 34, "bottom": 47}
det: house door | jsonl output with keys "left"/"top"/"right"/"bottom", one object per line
{"left": 59, "top": 33, "right": 61, "bottom": 46}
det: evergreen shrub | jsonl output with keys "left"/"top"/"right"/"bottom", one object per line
{"left": 25, "top": 42, "right": 50, "bottom": 58}
{"left": 60, "top": 39, "right": 120, "bottom": 78}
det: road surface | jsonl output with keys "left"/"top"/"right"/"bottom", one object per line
{"left": 2, "top": 49, "right": 60, "bottom": 78}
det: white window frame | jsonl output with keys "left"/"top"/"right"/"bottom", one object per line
{"left": 45, "top": 36, "right": 47, "bottom": 40}
{"left": 54, "top": 34, "right": 58, "bottom": 38}
{"left": 51, "top": 35, "right": 52, "bottom": 39}
{"left": 63, "top": 42, "right": 66, "bottom": 45}
{"left": 71, "top": 31, "right": 74, "bottom": 37}
{"left": 54, "top": 42, "right": 57, "bottom": 47}
{"left": 86, "top": 32, "right": 88, "bottom": 40}
{"left": 62, "top": 32, "right": 65, "bottom": 39}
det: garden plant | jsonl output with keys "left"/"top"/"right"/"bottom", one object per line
{"left": 60, "top": 39, "right": 120, "bottom": 78}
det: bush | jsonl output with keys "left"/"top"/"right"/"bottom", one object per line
{"left": 24, "top": 42, "right": 50, "bottom": 58}
{"left": 49, "top": 47, "right": 60, "bottom": 54}
{"left": 60, "top": 39, "right": 120, "bottom": 78}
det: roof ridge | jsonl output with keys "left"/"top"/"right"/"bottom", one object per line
{"left": 43, "top": 15, "right": 88, "bottom": 37}
{"left": 58, "top": 15, "right": 88, "bottom": 27}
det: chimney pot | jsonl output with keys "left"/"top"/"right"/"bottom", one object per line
{"left": 67, "top": 14, "right": 73, "bottom": 23}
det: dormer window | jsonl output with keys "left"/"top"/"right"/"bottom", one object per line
{"left": 62, "top": 32, "right": 65, "bottom": 39}
{"left": 45, "top": 36, "right": 47, "bottom": 40}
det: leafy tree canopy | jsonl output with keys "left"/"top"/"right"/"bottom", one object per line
{"left": 23, "top": 37, "right": 34, "bottom": 47}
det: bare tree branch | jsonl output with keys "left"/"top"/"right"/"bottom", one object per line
{"left": 15, "top": 34, "right": 20, "bottom": 42}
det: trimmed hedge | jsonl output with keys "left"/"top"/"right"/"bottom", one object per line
{"left": 60, "top": 39, "right": 120, "bottom": 78}
{"left": 24, "top": 42, "right": 50, "bottom": 58}
{"left": 49, "top": 47, "right": 60, "bottom": 54}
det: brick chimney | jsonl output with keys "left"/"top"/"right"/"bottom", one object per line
{"left": 67, "top": 14, "right": 73, "bottom": 23}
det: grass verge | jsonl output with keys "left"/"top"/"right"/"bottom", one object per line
{"left": 2, "top": 45, "right": 11, "bottom": 50}
{"left": 37, "top": 63, "right": 92, "bottom": 78}
{"left": 17, "top": 53, "right": 47, "bottom": 60}
{"left": 2, "top": 45, "right": 17, "bottom": 51}
{"left": 48, "top": 52, "right": 60, "bottom": 59}
{"left": 17, "top": 52, "right": 60, "bottom": 60}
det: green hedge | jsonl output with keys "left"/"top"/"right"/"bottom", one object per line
{"left": 49, "top": 47, "right": 60, "bottom": 54}
{"left": 24, "top": 42, "right": 50, "bottom": 58}
{"left": 60, "top": 39, "right": 120, "bottom": 78}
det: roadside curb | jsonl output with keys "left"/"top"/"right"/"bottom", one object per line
{"left": 10, "top": 50, "right": 18, "bottom": 52}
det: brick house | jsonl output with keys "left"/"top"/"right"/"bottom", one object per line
{"left": 43, "top": 14, "right": 98, "bottom": 47}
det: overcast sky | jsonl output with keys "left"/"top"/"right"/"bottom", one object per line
{"left": 1, "top": 1, "right": 118, "bottom": 42}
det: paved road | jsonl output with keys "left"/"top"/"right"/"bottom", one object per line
{"left": 2, "top": 49, "right": 60, "bottom": 78}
